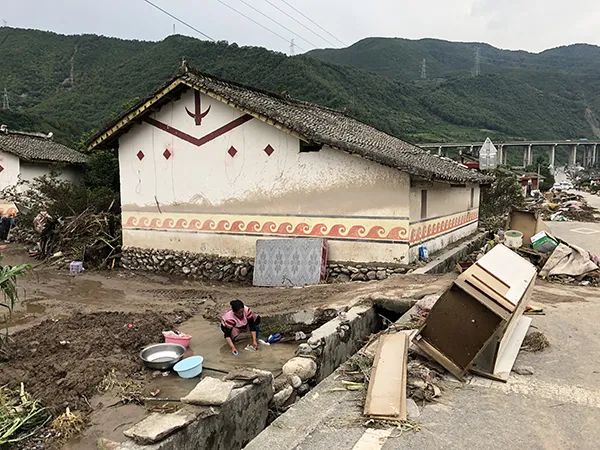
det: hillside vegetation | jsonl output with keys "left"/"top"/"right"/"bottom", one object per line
{"left": 1, "top": 28, "right": 599, "bottom": 148}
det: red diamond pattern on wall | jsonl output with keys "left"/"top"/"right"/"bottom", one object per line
{"left": 163, "top": 148, "right": 172, "bottom": 160}
{"left": 263, "top": 144, "right": 274, "bottom": 156}
{"left": 228, "top": 146, "right": 238, "bottom": 157}
{"left": 136, "top": 150, "right": 145, "bottom": 161}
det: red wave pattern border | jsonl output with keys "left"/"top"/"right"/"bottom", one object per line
{"left": 123, "top": 215, "right": 410, "bottom": 242}
{"left": 409, "top": 210, "right": 478, "bottom": 244}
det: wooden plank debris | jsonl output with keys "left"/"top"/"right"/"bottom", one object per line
{"left": 364, "top": 332, "right": 408, "bottom": 420}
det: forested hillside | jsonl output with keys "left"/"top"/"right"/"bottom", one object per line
{"left": 1, "top": 28, "right": 599, "bottom": 148}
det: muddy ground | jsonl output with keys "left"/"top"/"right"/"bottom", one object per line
{"left": 0, "top": 243, "right": 454, "bottom": 447}
{"left": 0, "top": 310, "right": 188, "bottom": 413}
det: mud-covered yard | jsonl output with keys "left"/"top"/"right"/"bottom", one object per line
{"left": 0, "top": 244, "right": 453, "bottom": 448}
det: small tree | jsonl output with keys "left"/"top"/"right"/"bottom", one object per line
{"left": 479, "top": 168, "right": 525, "bottom": 230}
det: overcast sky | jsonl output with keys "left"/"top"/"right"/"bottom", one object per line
{"left": 3, "top": 0, "right": 600, "bottom": 54}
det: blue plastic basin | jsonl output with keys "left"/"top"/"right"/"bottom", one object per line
{"left": 173, "top": 355, "right": 204, "bottom": 378}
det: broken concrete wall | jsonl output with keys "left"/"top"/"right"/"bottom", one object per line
{"left": 115, "top": 377, "right": 273, "bottom": 450}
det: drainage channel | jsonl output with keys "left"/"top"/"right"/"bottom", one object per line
{"left": 106, "top": 302, "right": 408, "bottom": 450}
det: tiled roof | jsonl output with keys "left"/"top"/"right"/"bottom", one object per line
{"left": 0, "top": 129, "right": 87, "bottom": 164}
{"left": 90, "top": 66, "right": 491, "bottom": 184}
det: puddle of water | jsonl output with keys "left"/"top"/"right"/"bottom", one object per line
{"left": 63, "top": 393, "right": 147, "bottom": 450}
{"left": 1, "top": 300, "right": 47, "bottom": 327}
{"left": 144, "top": 314, "right": 297, "bottom": 400}
{"left": 177, "top": 314, "right": 297, "bottom": 374}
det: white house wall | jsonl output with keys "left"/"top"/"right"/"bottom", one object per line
{"left": 119, "top": 88, "right": 412, "bottom": 263}
{"left": 19, "top": 162, "right": 82, "bottom": 184}
{"left": 408, "top": 181, "right": 480, "bottom": 259}
{"left": 0, "top": 151, "right": 20, "bottom": 190}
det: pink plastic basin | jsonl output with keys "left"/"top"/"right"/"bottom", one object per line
{"left": 162, "top": 331, "right": 192, "bottom": 349}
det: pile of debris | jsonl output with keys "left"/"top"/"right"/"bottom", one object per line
{"left": 357, "top": 243, "right": 545, "bottom": 423}
{"left": 526, "top": 190, "right": 598, "bottom": 222}
{"left": 462, "top": 209, "right": 600, "bottom": 286}
{"left": 1, "top": 177, "right": 121, "bottom": 269}
{"left": 31, "top": 208, "right": 121, "bottom": 269}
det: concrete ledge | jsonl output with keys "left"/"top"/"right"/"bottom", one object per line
{"left": 308, "top": 305, "right": 379, "bottom": 381}
{"left": 111, "top": 376, "right": 273, "bottom": 450}
{"left": 413, "top": 231, "right": 487, "bottom": 274}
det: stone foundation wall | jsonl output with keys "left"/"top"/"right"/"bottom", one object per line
{"left": 121, "top": 247, "right": 254, "bottom": 282}
{"left": 121, "top": 248, "right": 411, "bottom": 284}
{"left": 327, "top": 262, "right": 410, "bottom": 282}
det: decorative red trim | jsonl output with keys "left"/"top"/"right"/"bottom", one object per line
{"left": 409, "top": 210, "right": 478, "bottom": 243}
{"left": 145, "top": 114, "right": 253, "bottom": 147}
{"left": 123, "top": 216, "right": 410, "bottom": 243}
{"left": 264, "top": 144, "right": 274, "bottom": 156}
{"left": 185, "top": 90, "right": 211, "bottom": 125}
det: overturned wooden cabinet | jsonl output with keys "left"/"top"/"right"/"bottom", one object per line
{"left": 415, "top": 244, "right": 536, "bottom": 381}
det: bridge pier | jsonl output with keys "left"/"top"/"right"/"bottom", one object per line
{"left": 527, "top": 144, "right": 533, "bottom": 166}
{"left": 438, "top": 145, "right": 442, "bottom": 156}
{"left": 570, "top": 144, "right": 577, "bottom": 166}
{"left": 498, "top": 144, "right": 504, "bottom": 166}
{"left": 594, "top": 144, "right": 597, "bottom": 167}
{"left": 549, "top": 144, "right": 556, "bottom": 171}
{"left": 522, "top": 147, "right": 528, "bottom": 168}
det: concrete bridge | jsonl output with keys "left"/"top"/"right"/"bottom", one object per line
{"left": 419, "top": 140, "right": 600, "bottom": 168}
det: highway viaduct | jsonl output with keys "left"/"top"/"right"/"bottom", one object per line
{"left": 419, "top": 140, "right": 600, "bottom": 168}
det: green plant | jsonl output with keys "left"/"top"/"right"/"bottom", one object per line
{"left": 479, "top": 168, "right": 525, "bottom": 230}
{"left": 0, "top": 383, "right": 50, "bottom": 445}
{"left": 0, "top": 257, "right": 30, "bottom": 353}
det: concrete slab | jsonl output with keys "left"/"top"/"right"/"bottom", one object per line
{"left": 123, "top": 408, "right": 199, "bottom": 444}
{"left": 413, "top": 232, "right": 486, "bottom": 274}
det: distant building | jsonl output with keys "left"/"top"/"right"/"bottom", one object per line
{"left": 0, "top": 127, "right": 87, "bottom": 190}
{"left": 519, "top": 172, "right": 544, "bottom": 194}
{"left": 89, "top": 66, "right": 490, "bottom": 264}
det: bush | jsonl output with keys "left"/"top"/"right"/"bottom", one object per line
{"left": 479, "top": 168, "right": 524, "bottom": 230}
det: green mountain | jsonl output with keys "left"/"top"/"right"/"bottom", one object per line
{"left": 0, "top": 28, "right": 599, "bottom": 149}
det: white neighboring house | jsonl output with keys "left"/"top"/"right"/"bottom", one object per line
{"left": 0, "top": 127, "right": 87, "bottom": 189}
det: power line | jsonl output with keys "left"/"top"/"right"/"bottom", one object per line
{"left": 141, "top": 0, "right": 215, "bottom": 41}
{"left": 235, "top": 0, "right": 318, "bottom": 48}
{"left": 215, "top": 0, "right": 305, "bottom": 51}
{"left": 262, "top": 0, "right": 337, "bottom": 48}
{"left": 279, "top": 0, "right": 345, "bottom": 46}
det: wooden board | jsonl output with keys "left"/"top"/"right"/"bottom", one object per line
{"left": 414, "top": 335, "right": 466, "bottom": 381}
{"left": 475, "top": 244, "right": 537, "bottom": 306}
{"left": 471, "top": 315, "right": 532, "bottom": 382}
{"left": 418, "top": 285, "right": 504, "bottom": 372}
{"left": 364, "top": 333, "right": 408, "bottom": 420}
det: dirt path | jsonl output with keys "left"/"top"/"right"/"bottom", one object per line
{"left": 2, "top": 244, "right": 452, "bottom": 333}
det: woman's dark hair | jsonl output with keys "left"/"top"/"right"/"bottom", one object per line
{"left": 230, "top": 299, "right": 244, "bottom": 312}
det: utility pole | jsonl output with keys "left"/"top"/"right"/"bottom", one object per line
{"left": 2, "top": 88, "right": 9, "bottom": 110}
{"left": 420, "top": 58, "right": 427, "bottom": 80}
{"left": 289, "top": 38, "right": 296, "bottom": 56}
{"left": 173, "top": 23, "right": 176, "bottom": 35}
{"left": 473, "top": 46, "right": 481, "bottom": 77}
